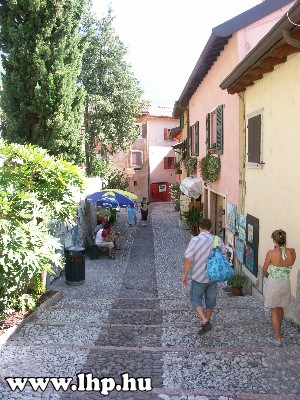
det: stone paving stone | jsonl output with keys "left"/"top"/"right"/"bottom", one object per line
{"left": 95, "top": 325, "right": 162, "bottom": 348}
{"left": 0, "top": 345, "right": 89, "bottom": 377}
{"left": 7, "top": 324, "right": 101, "bottom": 345}
{"left": 161, "top": 348, "right": 300, "bottom": 396}
{"left": 34, "top": 308, "right": 109, "bottom": 324}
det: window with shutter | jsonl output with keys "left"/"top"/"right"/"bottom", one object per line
{"left": 131, "top": 150, "right": 143, "bottom": 166}
{"left": 164, "top": 128, "right": 169, "bottom": 140}
{"left": 142, "top": 123, "right": 147, "bottom": 138}
{"left": 247, "top": 114, "right": 261, "bottom": 164}
{"left": 195, "top": 121, "right": 199, "bottom": 156}
{"left": 216, "top": 105, "right": 223, "bottom": 154}
{"left": 206, "top": 114, "right": 210, "bottom": 150}
{"left": 180, "top": 115, "right": 184, "bottom": 129}
{"left": 164, "top": 157, "right": 175, "bottom": 169}
{"left": 206, "top": 106, "right": 223, "bottom": 154}
{"left": 189, "top": 126, "right": 193, "bottom": 156}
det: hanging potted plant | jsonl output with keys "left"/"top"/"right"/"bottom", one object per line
{"left": 173, "top": 162, "right": 182, "bottom": 175}
{"left": 185, "top": 156, "right": 198, "bottom": 177}
{"left": 199, "top": 154, "right": 221, "bottom": 183}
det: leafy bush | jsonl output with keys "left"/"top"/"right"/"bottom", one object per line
{"left": 199, "top": 154, "right": 221, "bottom": 183}
{"left": 185, "top": 156, "right": 198, "bottom": 176}
{"left": 0, "top": 141, "right": 85, "bottom": 315}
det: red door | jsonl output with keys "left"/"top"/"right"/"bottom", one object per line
{"left": 150, "top": 183, "right": 170, "bottom": 202}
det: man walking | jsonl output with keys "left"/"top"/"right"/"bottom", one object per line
{"left": 182, "top": 218, "right": 226, "bottom": 335}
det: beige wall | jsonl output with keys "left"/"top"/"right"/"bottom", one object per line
{"left": 243, "top": 53, "right": 300, "bottom": 301}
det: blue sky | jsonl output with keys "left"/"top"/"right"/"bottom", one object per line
{"left": 92, "top": 0, "right": 263, "bottom": 107}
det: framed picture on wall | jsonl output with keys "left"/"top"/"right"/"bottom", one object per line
{"left": 226, "top": 202, "right": 237, "bottom": 233}
{"left": 245, "top": 214, "right": 259, "bottom": 277}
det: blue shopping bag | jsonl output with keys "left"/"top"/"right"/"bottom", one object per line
{"left": 206, "top": 236, "right": 234, "bottom": 282}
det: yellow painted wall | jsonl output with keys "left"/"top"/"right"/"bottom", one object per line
{"left": 243, "top": 53, "right": 300, "bottom": 297}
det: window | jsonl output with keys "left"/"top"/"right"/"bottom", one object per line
{"left": 135, "top": 123, "right": 147, "bottom": 139}
{"left": 189, "top": 121, "right": 199, "bottom": 156}
{"left": 164, "top": 157, "right": 175, "bottom": 169}
{"left": 247, "top": 113, "right": 262, "bottom": 164}
{"left": 206, "top": 105, "right": 223, "bottom": 154}
{"left": 131, "top": 150, "right": 143, "bottom": 167}
{"left": 134, "top": 181, "right": 138, "bottom": 187}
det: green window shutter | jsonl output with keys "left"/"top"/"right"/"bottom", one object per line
{"left": 216, "top": 105, "right": 223, "bottom": 154}
{"left": 195, "top": 121, "right": 199, "bottom": 156}
{"left": 180, "top": 115, "right": 184, "bottom": 129}
{"left": 189, "top": 126, "right": 192, "bottom": 156}
{"left": 206, "top": 113, "right": 210, "bottom": 150}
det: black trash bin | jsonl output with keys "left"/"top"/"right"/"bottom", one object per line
{"left": 65, "top": 246, "right": 85, "bottom": 285}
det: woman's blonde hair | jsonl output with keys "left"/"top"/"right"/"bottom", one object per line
{"left": 271, "top": 229, "right": 286, "bottom": 246}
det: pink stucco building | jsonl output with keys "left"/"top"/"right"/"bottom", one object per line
{"left": 173, "top": 0, "right": 294, "bottom": 240}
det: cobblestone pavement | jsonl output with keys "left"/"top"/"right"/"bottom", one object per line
{"left": 0, "top": 202, "right": 300, "bottom": 399}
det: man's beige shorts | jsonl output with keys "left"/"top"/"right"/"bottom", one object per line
{"left": 97, "top": 241, "right": 114, "bottom": 249}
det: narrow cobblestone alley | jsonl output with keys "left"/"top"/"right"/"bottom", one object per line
{"left": 0, "top": 202, "right": 300, "bottom": 400}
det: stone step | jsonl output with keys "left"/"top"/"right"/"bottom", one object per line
{"left": 0, "top": 344, "right": 299, "bottom": 398}
{"left": 5, "top": 317, "right": 300, "bottom": 349}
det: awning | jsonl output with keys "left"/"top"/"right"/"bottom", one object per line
{"left": 172, "top": 142, "right": 183, "bottom": 150}
{"left": 180, "top": 177, "right": 202, "bottom": 198}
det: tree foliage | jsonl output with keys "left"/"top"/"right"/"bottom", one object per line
{"left": 0, "top": 140, "right": 85, "bottom": 314}
{"left": 0, "top": 0, "right": 88, "bottom": 164}
{"left": 80, "top": 7, "right": 144, "bottom": 174}
{"left": 91, "top": 158, "right": 130, "bottom": 191}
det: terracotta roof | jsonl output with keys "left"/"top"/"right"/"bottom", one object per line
{"left": 220, "top": 1, "right": 300, "bottom": 94}
{"left": 173, "top": 0, "right": 293, "bottom": 117}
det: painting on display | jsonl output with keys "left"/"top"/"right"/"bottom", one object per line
{"left": 245, "top": 245, "right": 255, "bottom": 273}
{"left": 235, "top": 239, "right": 245, "bottom": 264}
{"left": 226, "top": 202, "right": 237, "bottom": 233}
{"left": 226, "top": 229, "right": 235, "bottom": 247}
{"left": 236, "top": 213, "right": 246, "bottom": 241}
{"left": 245, "top": 214, "right": 259, "bottom": 277}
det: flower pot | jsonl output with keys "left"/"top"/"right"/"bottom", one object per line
{"left": 232, "top": 287, "right": 243, "bottom": 296}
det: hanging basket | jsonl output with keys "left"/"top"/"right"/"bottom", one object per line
{"left": 199, "top": 154, "right": 221, "bottom": 183}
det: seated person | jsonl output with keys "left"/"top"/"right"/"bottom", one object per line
{"left": 95, "top": 223, "right": 115, "bottom": 259}
{"left": 106, "top": 222, "right": 120, "bottom": 250}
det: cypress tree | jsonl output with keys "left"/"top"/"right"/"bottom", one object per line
{"left": 0, "top": 0, "right": 88, "bottom": 163}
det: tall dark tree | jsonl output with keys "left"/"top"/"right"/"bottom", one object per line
{"left": 80, "top": 7, "right": 144, "bottom": 175}
{"left": 0, "top": 0, "right": 88, "bottom": 163}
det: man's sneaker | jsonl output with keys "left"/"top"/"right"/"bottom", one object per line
{"left": 198, "top": 321, "right": 212, "bottom": 335}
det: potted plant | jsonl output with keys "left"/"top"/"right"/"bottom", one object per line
{"left": 227, "top": 274, "right": 246, "bottom": 296}
{"left": 170, "top": 182, "right": 181, "bottom": 211}
{"left": 199, "top": 154, "right": 221, "bottom": 183}
{"left": 181, "top": 208, "right": 203, "bottom": 236}
{"left": 185, "top": 156, "right": 198, "bottom": 177}
{"left": 173, "top": 162, "right": 182, "bottom": 175}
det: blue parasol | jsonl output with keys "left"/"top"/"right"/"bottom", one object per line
{"left": 97, "top": 196, "right": 119, "bottom": 208}
{"left": 86, "top": 190, "right": 136, "bottom": 208}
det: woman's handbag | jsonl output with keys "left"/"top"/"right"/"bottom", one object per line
{"left": 206, "top": 236, "right": 234, "bottom": 282}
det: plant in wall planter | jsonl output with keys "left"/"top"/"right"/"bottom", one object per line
{"left": 185, "top": 156, "right": 198, "bottom": 177}
{"left": 199, "top": 154, "right": 221, "bottom": 183}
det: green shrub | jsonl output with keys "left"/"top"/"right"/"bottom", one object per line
{"left": 0, "top": 141, "right": 85, "bottom": 315}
